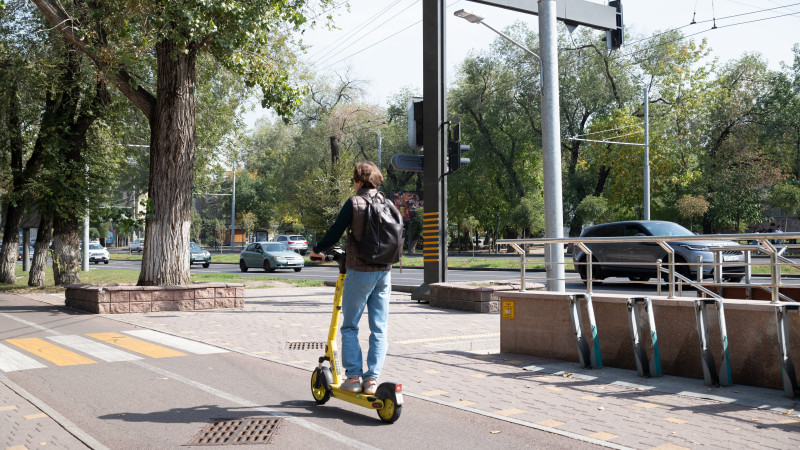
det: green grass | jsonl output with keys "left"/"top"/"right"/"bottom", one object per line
{"left": 1, "top": 265, "right": 323, "bottom": 294}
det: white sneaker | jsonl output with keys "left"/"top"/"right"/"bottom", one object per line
{"left": 341, "top": 376, "right": 362, "bottom": 393}
{"left": 362, "top": 377, "right": 378, "bottom": 395}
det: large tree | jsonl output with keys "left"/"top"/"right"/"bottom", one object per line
{"left": 32, "top": 0, "right": 332, "bottom": 285}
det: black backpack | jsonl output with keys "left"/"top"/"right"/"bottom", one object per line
{"left": 353, "top": 192, "right": 403, "bottom": 265}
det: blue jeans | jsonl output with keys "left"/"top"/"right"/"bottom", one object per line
{"left": 341, "top": 268, "right": 391, "bottom": 380}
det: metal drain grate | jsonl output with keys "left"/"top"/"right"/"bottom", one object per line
{"left": 186, "top": 417, "right": 281, "bottom": 446}
{"left": 286, "top": 341, "right": 325, "bottom": 350}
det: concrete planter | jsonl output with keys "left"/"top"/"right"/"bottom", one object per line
{"left": 427, "top": 282, "right": 544, "bottom": 313}
{"left": 497, "top": 290, "right": 800, "bottom": 391}
{"left": 65, "top": 283, "right": 245, "bottom": 314}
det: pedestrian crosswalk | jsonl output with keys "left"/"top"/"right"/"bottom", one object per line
{"left": 0, "top": 330, "right": 226, "bottom": 372}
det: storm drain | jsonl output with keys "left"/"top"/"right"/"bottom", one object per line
{"left": 186, "top": 417, "right": 282, "bottom": 446}
{"left": 286, "top": 341, "right": 325, "bottom": 350}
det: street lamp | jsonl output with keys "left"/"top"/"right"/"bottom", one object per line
{"left": 455, "top": 8, "right": 564, "bottom": 292}
{"left": 454, "top": 9, "right": 543, "bottom": 88}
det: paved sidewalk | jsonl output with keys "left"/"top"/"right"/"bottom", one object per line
{"left": 14, "top": 287, "right": 800, "bottom": 449}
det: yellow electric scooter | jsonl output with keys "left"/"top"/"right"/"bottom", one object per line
{"left": 309, "top": 249, "right": 403, "bottom": 424}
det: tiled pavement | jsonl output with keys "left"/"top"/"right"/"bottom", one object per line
{"left": 6, "top": 286, "right": 800, "bottom": 450}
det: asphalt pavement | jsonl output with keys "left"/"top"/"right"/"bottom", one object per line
{"left": 2, "top": 284, "right": 800, "bottom": 449}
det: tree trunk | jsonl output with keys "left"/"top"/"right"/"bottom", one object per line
{"left": 29, "top": 214, "right": 54, "bottom": 287}
{"left": 52, "top": 215, "right": 81, "bottom": 286}
{"left": 0, "top": 77, "right": 25, "bottom": 284}
{"left": 138, "top": 39, "right": 196, "bottom": 286}
{"left": 330, "top": 136, "right": 341, "bottom": 164}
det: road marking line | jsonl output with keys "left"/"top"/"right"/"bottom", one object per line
{"left": 47, "top": 335, "right": 143, "bottom": 362}
{"left": 0, "top": 343, "right": 47, "bottom": 372}
{"left": 6, "top": 338, "right": 96, "bottom": 366}
{"left": 122, "top": 330, "right": 227, "bottom": 354}
{"left": 87, "top": 333, "right": 185, "bottom": 358}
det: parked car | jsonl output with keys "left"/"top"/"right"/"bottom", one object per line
{"left": 275, "top": 235, "right": 308, "bottom": 255}
{"left": 190, "top": 242, "right": 211, "bottom": 268}
{"left": 17, "top": 245, "right": 34, "bottom": 261}
{"left": 88, "top": 243, "right": 110, "bottom": 264}
{"left": 130, "top": 238, "right": 145, "bottom": 253}
{"left": 239, "top": 242, "right": 304, "bottom": 273}
{"left": 572, "top": 220, "right": 745, "bottom": 284}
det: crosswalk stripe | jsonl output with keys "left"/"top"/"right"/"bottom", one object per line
{"left": 87, "top": 332, "right": 186, "bottom": 358}
{"left": 47, "top": 335, "right": 143, "bottom": 362}
{"left": 0, "top": 343, "right": 47, "bottom": 372}
{"left": 6, "top": 338, "right": 97, "bottom": 366}
{"left": 122, "top": 330, "right": 227, "bottom": 355}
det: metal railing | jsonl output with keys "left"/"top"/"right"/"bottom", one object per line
{"left": 497, "top": 232, "right": 800, "bottom": 302}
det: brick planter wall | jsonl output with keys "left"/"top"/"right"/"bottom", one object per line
{"left": 65, "top": 283, "right": 244, "bottom": 314}
{"left": 428, "top": 282, "right": 544, "bottom": 313}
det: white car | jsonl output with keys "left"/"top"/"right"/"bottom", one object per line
{"left": 88, "top": 243, "right": 110, "bottom": 264}
{"left": 130, "top": 239, "right": 144, "bottom": 252}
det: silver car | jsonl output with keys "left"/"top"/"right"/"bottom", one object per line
{"left": 572, "top": 220, "right": 745, "bottom": 283}
{"left": 275, "top": 235, "right": 308, "bottom": 255}
{"left": 239, "top": 242, "right": 304, "bottom": 273}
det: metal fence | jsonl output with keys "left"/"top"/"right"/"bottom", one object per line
{"left": 497, "top": 232, "right": 800, "bottom": 303}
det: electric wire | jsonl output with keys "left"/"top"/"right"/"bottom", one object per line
{"left": 308, "top": 0, "right": 405, "bottom": 63}
{"left": 572, "top": 122, "right": 643, "bottom": 138}
{"left": 314, "top": 0, "right": 465, "bottom": 72}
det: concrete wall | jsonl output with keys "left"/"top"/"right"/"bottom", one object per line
{"left": 497, "top": 290, "right": 800, "bottom": 390}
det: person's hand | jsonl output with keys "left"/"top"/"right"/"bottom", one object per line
{"left": 309, "top": 251, "right": 326, "bottom": 263}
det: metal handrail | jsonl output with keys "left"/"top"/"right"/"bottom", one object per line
{"left": 499, "top": 232, "right": 800, "bottom": 302}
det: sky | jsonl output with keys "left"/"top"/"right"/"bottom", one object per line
{"left": 246, "top": 0, "right": 800, "bottom": 127}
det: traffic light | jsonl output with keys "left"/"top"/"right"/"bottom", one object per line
{"left": 447, "top": 122, "right": 470, "bottom": 173}
{"left": 604, "top": 0, "right": 623, "bottom": 50}
{"left": 407, "top": 97, "right": 423, "bottom": 150}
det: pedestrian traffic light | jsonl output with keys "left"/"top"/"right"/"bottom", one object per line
{"left": 604, "top": 0, "right": 623, "bottom": 50}
{"left": 447, "top": 122, "right": 470, "bottom": 173}
{"left": 407, "top": 97, "right": 424, "bottom": 150}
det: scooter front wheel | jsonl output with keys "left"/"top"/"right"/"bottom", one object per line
{"left": 311, "top": 368, "right": 331, "bottom": 404}
{"left": 377, "top": 397, "right": 402, "bottom": 424}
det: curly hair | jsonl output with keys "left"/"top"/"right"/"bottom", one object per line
{"left": 352, "top": 161, "right": 384, "bottom": 189}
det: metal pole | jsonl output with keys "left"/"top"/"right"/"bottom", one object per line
{"left": 230, "top": 166, "right": 236, "bottom": 252}
{"left": 378, "top": 134, "right": 382, "bottom": 169}
{"left": 539, "top": 0, "right": 565, "bottom": 292}
{"left": 82, "top": 212, "right": 90, "bottom": 272}
{"left": 644, "top": 86, "right": 650, "bottom": 220}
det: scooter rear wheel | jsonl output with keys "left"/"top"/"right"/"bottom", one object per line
{"left": 377, "top": 397, "right": 402, "bottom": 423}
{"left": 311, "top": 368, "right": 331, "bottom": 404}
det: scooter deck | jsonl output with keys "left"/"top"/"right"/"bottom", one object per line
{"left": 329, "top": 386, "right": 384, "bottom": 409}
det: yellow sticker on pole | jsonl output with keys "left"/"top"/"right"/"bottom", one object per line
{"left": 502, "top": 301, "right": 515, "bottom": 319}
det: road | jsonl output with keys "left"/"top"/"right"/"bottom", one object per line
{"left": 0, "top": 294, "right": 600, "bottom": 449}
{"left": 90, "top": 257, "right": 800, "bottom": 298}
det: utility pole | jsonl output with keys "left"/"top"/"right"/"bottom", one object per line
{"left": 538, "top": 0, "right": 565, "bottom": 292}
{"left": 413, "top": 0, "right": 448, "bottom": 300}
{"left": 644, "top": 85, "right": 650, "bottom": 220}
{"left": 230, "top": 166, "right": 236, "bottom": 252}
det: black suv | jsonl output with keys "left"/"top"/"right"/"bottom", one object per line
{"left": 572, "top": 220, "right": 745, "bottom": 283}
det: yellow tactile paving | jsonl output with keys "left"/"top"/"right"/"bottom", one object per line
{"left": 777, "top": 419, "right": 800, "bottom": 425}
{"left": 537, "top": 419, "right": 565, "bottom": 427}
{"left": 544, "top": 386, "right": 565, "bottom": 391}
{"left": 471, "top": 373, "right": 488, "bottom": 378}
{"left": 0, "top": 405, "right": 19, "bottom": 411}
{"left": 6, "top": 338, "right": 96, "bottom": 367}
{"left": 663, "top": 417, "right": 688, "bottom": 424}
{"left": 23, "top": 413, "right": 48, "bottom": 420}
{"left": 494, "top": 408, "right": 526, "bottom": 417}
{"left": 588, "top": 432, "right": 618, "bottom": 441}
{"left": 6, "top": 445, "right": 28, "bottom": 450}
{"left": 454, "top": 400, "right": 476, "bottom": 406}
{"left": 634, "top": 402, "right": 660, "bottom": 409}
{"left": 87, "top": 332, "right": 185, "bottom": 358}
